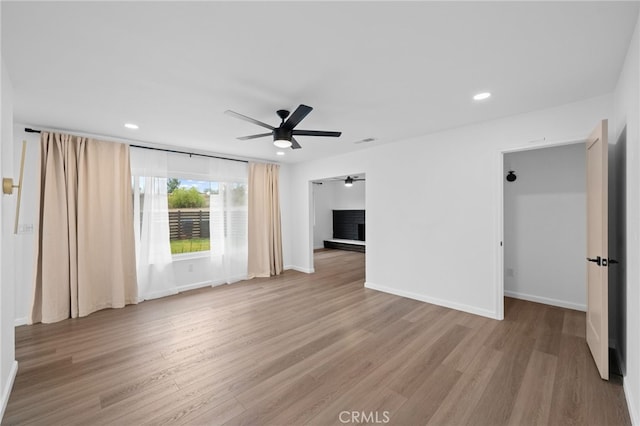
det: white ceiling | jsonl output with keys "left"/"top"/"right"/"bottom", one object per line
{"left": 2, "top": 1, "right": 639, "bottom": 163}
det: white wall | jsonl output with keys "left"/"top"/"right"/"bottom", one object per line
{"left": 0, "top": 59, "right": 17, "bottom": 421}
{"left": 613, "top": 9, "right": 640, "bottom": 425}
{"left": 312, "top": 183, "right": 333, "bottom": 249}
{"left": 11, "top": 126, "right": 38, "bottom": 325}
{"left": 284, "top": 94, "right": 613, "bottom": 320}
{"left": 503, "top": 144, "right": 586, "bottom": 311}
{"left": 313, "top": 180, "right": 365, "bottom": 249}
{"left": 279, "top": 163, "right": 294, "bottom": 270}
{"left": 332, "top": 179, "right": 366, "bottom": 210}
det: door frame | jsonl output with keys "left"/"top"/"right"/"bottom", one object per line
{"left": 307, "top": 172, "right": 367, "bottom": 273}
{"left": 495, "top": 137, "right": 586, "bottom": 320}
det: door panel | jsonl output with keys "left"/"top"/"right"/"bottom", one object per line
{"left": 586, "top": 119, "right": 608, "bottom": 380}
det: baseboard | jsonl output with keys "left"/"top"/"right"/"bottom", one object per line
{"left": 624, "top": 380, "right": 638, "bottom": 426}
{"left": 0, "top": 360, "right": 18, "bottom": 421}
{"left": 364, "top": 282, "right": 499, "bottom": 320}
{"left": 139, "top": 288, "right": 179, "bottom": 301}
{"left": 14, "top": 317, "right": 27, "bottom": 327}
{"left": 504, "top": 290, "right": 586, "bottom": 311}
{"left": 139, "top": 279, "right": 248, "bottom": 299}
{"left": 178, "top": 281, "right": 215, "bottom": 292}
{"left": 284, "top": 265, "right": 315, "bottom": 274}
{"left": 225, "top": 274, "right": 249, "bottom": 285}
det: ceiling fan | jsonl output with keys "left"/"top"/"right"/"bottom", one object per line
{"left": 327, "top": 175, "right": 365, "bottom": 187}
{"left": 224, "top": 104, "right": 341, "bottom": 149}
{"left": 343, "top": 175, "right": 365, "bottom": 187}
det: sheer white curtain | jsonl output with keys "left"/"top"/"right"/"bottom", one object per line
{"left": 130, "top": 148, "right": 176, "bottom": 300}
{"left": 130, "top": 149, "right": 247, "bottom": 297}
{"left": 209, "top": 158, "right": 248, "bottom": 284}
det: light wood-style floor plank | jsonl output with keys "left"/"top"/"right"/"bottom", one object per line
{"left": 507, "top": 350, "right": 557, "bottom": 426}
{"left": 2, "top": 250, "right": 630, "bottom": 426}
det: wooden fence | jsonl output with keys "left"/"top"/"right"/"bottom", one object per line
{"left": 169, "top": 210, "right": 209, "bottom": 240}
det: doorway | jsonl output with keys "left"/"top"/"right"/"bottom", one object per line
{"left": 310, "top": 173, "right": 366, "bottom": 272}
{"left": 502, "top": 143, "right": 587, "bottom": 312}
{"left": 498, "top": 122, "right": 624, "bottom": 381}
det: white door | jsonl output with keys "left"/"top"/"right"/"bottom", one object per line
{"left": 586, "top": 119, "right": 609, "bottom": 380}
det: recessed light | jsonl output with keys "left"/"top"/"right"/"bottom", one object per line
{"left": 473, "top": 92, "right": 491, "bottom": 101}
{"left": 276, "top": 151, "right": 285, "bottom": 156}
{"left": 124, "top": 123, "right": 139, "bottom": 129}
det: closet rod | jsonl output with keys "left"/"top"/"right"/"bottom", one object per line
{"left": 24, "top": 127, "right": 249, "bottom": 164}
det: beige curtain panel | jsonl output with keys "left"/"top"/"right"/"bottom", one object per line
{"left": 247, "top": 162, "right": 283, "bottom": 278}
{"left": 30, "top": 132, "right": 138, "bottom": 324}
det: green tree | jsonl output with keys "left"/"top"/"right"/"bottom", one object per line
{"left": 169, "top": 187, "right": 206, "bottom": 208}
{"left": 167, "top": 178, "right": 181, "bottom": 194}
{"left": 230, "top": 184, "right": 247, "bottom": 206}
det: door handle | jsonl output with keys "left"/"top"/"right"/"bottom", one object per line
{"left": 587, "top": 256, "right": 601, "bottom": 266}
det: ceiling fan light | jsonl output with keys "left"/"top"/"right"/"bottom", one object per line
{"left": 473, "top": 92, "right": 491, "bottom": 101}
{"left": 344, "top": 176, "right": 354, "bottom": 187}
{"left": 274, "top": 139, "right": 292, "bottom": 148}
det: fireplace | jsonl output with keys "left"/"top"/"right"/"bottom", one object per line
{"left": 332, "top": 209, "right": 365, "bottom": 241}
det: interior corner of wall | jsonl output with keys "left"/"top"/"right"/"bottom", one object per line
{"left": 284, "top": 265, "right": 314, "bottom": 274}
{"left": 0, "top": 360, "right": 18, "bottom": 421}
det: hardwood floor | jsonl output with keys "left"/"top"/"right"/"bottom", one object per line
{"left": 3, "top": 249, "right": 630, "bottom": 425}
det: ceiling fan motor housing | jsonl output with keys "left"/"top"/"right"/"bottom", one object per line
{"left": 274, "top": 127, "right": 292, "bottom": 141}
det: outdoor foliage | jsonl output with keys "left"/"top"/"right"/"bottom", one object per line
{"left": 167, "top": 178, "right": 181, "bottom": 194}
{"left": 168, "top": 187, "right": 206, "bottom": 208}
{"left": 230, "top": 184, "right": 247, "bottom": 206}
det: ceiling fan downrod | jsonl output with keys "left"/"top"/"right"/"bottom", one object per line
{"left": 276, "top": 109, "right": 290, "bottom": 124}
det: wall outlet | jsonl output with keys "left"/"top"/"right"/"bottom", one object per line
{"left": 18, "top": 224, "right": 34, "bottom": 234}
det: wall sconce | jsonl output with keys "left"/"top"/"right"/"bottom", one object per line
{"left": 2, "top": 177, "right": 18, "bottom": 195}
{"left": 3, "top": 141, "right": 27, "bottom": 234}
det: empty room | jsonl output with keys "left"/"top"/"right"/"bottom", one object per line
{"left": 1, "top": 2, "right": 639, "bottom": 425}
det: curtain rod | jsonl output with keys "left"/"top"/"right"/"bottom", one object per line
{"left": 24, "top": 127, "right": 249, "bottom": 164}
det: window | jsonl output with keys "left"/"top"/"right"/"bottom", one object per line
{"left": 167, "top": 178, "right": 213, "bottom": 255}
{"left": 132, "top": 175, "right": 248, "bottom": 257}
{"left": 167, "top": 178, "right": 248, "bottom": 256}
{"left": 130, "top": 147, "right": 249, "bottom": 299}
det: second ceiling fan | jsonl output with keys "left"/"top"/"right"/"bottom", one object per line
{"left": 330, "top": 175, "right": 364, "bottom": 187}
{"left": 225, "top": 104, "right": 341, "bottom": 149}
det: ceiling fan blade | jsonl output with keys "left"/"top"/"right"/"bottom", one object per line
{"left": 283, "top": 104, "right": 313, "bottom": 130}
{"left": 292, "top": 130, "right": 342, "bottom": 137}
{"left": 237, "top": 132, "right": 272, "bottom": 141}
{"left": 225, "top": 110, "right": 274, "bottom": 130}
{"left": 290, "top": 137, "right": 302, "bottom": 150}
